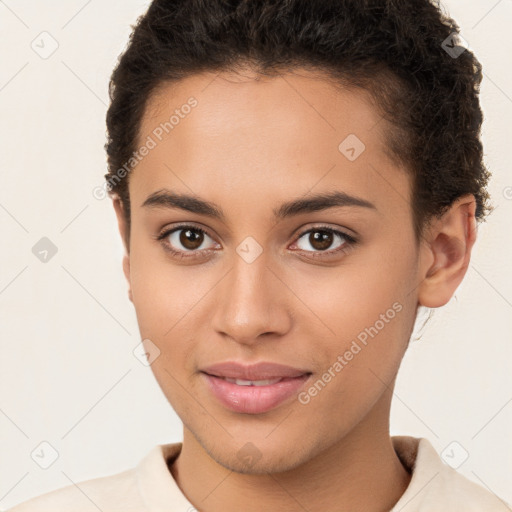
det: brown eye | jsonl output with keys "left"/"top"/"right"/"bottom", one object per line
{"left": 179, "top": 228, "right": 204, "bottom": 250}
{"left": 296, "top": 228, "right": 346, "bottom": 252}
{"left": 291, "top": 226, "right": 357, "bottom": 258}
{"left": 308, "top": 230, "right": 334, "bottom": 251}
{"left": 157, "top": 225, "right": 218, "bottom": 257}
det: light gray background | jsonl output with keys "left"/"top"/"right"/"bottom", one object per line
{"left": 1, "top": 0, "right": 511, "bottom": 509}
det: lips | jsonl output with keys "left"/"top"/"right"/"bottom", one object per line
{"left": 200, "top": 360, "right": 311, "bottom": 381}
{"left": 199, "top": 361, "right": 312, "bottom": 414}
{"left": 221, "top": 376, "right": 284, "bottom": 386}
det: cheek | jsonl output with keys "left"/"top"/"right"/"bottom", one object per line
{"left": 128, "top": 244, "right": 210, "bottom": 377}
{"left": 128, "top": 242, "right": 204, "bottom": 335}
{"left": 289, "top": 250, "right": 416, "bottom": 390}
{"left": 294, "top": 283, "right": 414, "bottom": 432}
{"left": 290, "top": 255, "right": 411, "bottom": 339}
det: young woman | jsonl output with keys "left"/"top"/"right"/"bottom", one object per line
{"left": 8, "top": 0, "right": 508, "bottom": 510}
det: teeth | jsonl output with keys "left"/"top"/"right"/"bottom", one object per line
{"left": 223, "top": 377, "right": 283, "bottom": 386}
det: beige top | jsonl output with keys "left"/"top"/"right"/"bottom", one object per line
{"left": 6, "top": 436, "right": 508, "bottom": 511}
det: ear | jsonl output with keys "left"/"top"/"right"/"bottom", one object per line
{"left": 417, "top": 194, "right": 477, "bottom": 308}
{"left": 112, "top": 196, "right": 133, "bottom": 303}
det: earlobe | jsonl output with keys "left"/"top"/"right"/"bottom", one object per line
{"left": 417, "top": 194, "right": 477, "bottom": 308}
{"left": 112, "top": 196, "right": 133, "bottom": 303}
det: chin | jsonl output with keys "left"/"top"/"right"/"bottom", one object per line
{"left": 202, "top": 435, "right": 310, "bottom": 475}
{"left": 219, "top": 451, "right": 306, "bottom": 475}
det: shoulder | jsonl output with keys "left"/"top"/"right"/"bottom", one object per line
{"left": 5, "top": 467, "right": 140, "bottom": 512}
{"left": 391, "top": 436, "right": 510, "bottom": 511}
{"left": 5, "top": 443, "right": 184, "bottom": 512}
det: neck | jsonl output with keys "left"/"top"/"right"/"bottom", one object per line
{"left": 169, "top": 390, "right": 411, "bottom": 512}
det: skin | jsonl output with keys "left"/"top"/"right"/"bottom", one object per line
{"left": 112, "top": 67, "right": 477, "bottom": 512}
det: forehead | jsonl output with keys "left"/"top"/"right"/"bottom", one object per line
{"left": 131, "top": 68, "right": 409, "bottom": 218}
{"left": 139, "top": 68, "right": 384, "bottom": 149}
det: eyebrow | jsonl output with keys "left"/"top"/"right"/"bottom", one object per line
{"left": 141, "top": 189, "right": 377, "bottom": 221}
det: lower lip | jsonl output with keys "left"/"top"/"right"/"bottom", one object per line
{"left": 201, "top": 373, "right": 311, "bottom": 414}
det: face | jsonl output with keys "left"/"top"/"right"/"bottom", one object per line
{"left": 117, "top": 68, "right": 425, "bottom": 473}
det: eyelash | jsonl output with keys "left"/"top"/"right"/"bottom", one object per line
{"left": 155, "top": 223, "right": 358, "bottom": 260}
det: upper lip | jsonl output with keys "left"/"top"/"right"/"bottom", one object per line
{"left": 200, "top": 361, "right": 311, "bottom": 380}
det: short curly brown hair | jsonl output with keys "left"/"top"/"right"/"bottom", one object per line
{"left": 104, "top": 0, "right": 492, "bottom": 248}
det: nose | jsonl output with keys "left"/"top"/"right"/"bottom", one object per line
{"left": 210, "top": 251, "right": 292, "bottom": 346}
